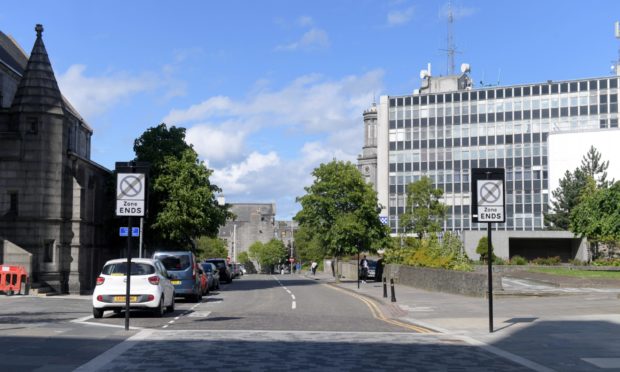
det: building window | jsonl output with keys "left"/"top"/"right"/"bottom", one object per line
{"left": 44, "top": 240, "right": 54, "bottom": 263}
{"left": 8, "top": 191, "right": 18, "bottom": 216}
{"left": 27, "top": 117, "right": 38, "bottom": 134}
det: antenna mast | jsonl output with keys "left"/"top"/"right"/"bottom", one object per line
{"left": 446, "top": 0, "right": 456, "bottom": 75}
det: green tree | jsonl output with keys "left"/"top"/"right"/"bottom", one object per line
{"left": 546, "top": 146, "right": 612, "bottom": 230}
{"left": 293, "top": 225, "right": 325, "bottom": 262}
{"left": 195, "top": 236, "right": 228, "bottom": 260}
{"left": 476, "top": 236, "right": 495, "bottom": 263}
{"left": 570, "top": 180, "right": 620, "bottom": 259}
{"left": 133, "top": 124, "right": 230, "bottom": 250}
{"left": 248, "top": 239, "right": 287, "bottom": 273}
{"left": 294, "top": 160, "right": 390, "bottom": 279}
{"left": 400, "top": 176, "right": 448, "bottom": 239}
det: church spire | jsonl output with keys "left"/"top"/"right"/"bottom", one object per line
{"left": 11, "top": 24, "right": 64, "bottom": 115}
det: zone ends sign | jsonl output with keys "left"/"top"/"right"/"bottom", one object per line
{"left": 471, "top": 168, "right": 505, "bottom": 223}
{"left": 116, "top": 173, "right": 146, "bottom": 217}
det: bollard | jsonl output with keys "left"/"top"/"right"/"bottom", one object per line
{"left": 390, "top": 278, "right": 397, "bottom": 302}
{"left": 383, "top": 276, "right": 388, "bottom": 298}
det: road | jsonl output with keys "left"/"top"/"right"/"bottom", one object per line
{"left": 1, "top": 274, "right": 532, "bottom": 371}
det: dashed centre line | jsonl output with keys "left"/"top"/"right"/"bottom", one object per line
{"left": 273, "top": 276, "right": 297, "bottom": 311}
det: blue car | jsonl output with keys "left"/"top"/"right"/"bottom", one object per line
{"left": 153, "top": 251, "right": 202, "bottom": 302}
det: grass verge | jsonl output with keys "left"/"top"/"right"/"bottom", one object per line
{"left": 527, "top": 267, "right": 620, "bottom": 279}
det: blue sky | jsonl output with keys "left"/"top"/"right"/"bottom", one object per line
{"left": 2, "top": 0, "right": 620, "bottom": 220}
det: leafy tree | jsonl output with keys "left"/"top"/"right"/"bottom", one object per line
{"left": 293, "top": 225, "right": 325, "bottom": 262}
{"left": 400, "top": 176, "right": 448, "bottom": 238}
{"left": 237, "top": 251, "right": 257, "bottom": 274}
{"left": 195, "top": 236, "right": 228, "bottom": 260}
{"left": 546, "top": 146, "right": 612, "bottom": 230}
{"left": 570, "top": 180, "right": 620, "bottom": 259}
{"left": 134, "top": 124, "right": 230, "bottom": 250}
{"left": 248, "top": 239, "right": 287, "bottom": 273}
{"left": 476, "top": 236, "right": 495, "bottom": 263}
{"left": 294, "top": 160, "right": 390, "bottom": 279}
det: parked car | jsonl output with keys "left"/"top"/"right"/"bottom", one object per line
{"left": 358, "top": 259, "right": 377, "bottom": 280}
{"left": 205, "top": 258, "right": 232, "bottom": 284}
{"left": 92, "top": 258, "right": 175, "bottom": 318}
{"left": 239, "top": 264, "right": 247, "bottom": 275}
{"left": 200, "top": 262, "right": 220, "bottom": 290}
{"left": 196, "top": 266, "right": 209, "bottom": 296}
{"left": 153, "top": 251, "right": 202, "bottom": 302}
{"left": 229, "top": 263, "right": 241, "bottom": 278}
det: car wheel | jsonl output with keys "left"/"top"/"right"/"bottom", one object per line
{"left": 153, "top": 298, "right": 164, "bottom": 317}
{"left": 93, "top": 307, "right": 104, "bottom": 319}
{"left": 166, "top": 295, "right": 175, "bottom": 313}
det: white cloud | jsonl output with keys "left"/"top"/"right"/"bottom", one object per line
{"left": 387, "top": 6, "right": 415, "bottom": 26}
{"left": 212, "top": 151, "right": 280, "bottom": 194}
{"left": 166, "top": 70, "right": 384, "bottom": 217}
{"left": 276, "top": 28, "right": 330, "bottom": 51}
{"left": 186, "top": 124, "right": 246, "bottom": 167}
{"left": 57, "top": 64, "right": 156, "bottom": 117}
{"left": 298, "top": 16, "right": 314, "bottom": 27}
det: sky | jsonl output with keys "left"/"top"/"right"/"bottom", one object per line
{"left": 2, "top": 0, "right": 620, "bottom": 220}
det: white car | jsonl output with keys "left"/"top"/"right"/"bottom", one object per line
{"left": 92, "top": 258, "right": 175, "bottom": 318}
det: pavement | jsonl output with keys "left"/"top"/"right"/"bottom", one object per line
{"left": 310, "top": 270, "right": 620, "bottom": 372}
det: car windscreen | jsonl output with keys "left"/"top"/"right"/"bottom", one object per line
{"left": 201, "top": 263, "right": 213, "bottom": 272}
{"left": 157, "top": 255, "right": 191, "bottom": 271}
{"left": 102, "top": 262, "right": 155, "bottom": 276}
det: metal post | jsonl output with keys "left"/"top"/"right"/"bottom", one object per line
{"left": 383, "top": 276, "right": 388, "bottom": 298}
{"left": 138, "top": 217, "right": 144, "bottom": 258}
{"left": 357, "top": 252, "right": 360, "bottom": 289}
{"left": 488, "top": 221, "right": 493, "bottom": 333}
{"left": 125, "top": 216, "right": 132, "bottom": 331}
{"left": 390, "top": 278, "right": 396, "bottom": 302}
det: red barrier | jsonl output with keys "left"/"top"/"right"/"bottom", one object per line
{"left": 0, "top": 265, "right": 29, "bottom": 295}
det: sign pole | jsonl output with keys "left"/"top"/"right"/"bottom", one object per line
{"left": 487, "top": 221, "right": 493, "bottom": 333}
{"left": 125, "top": 215, "right": 132, "bottom": 331}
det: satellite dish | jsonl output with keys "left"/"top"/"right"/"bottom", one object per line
{"left": 460, "top": 63, "right": 471, "bottom": 74}
{"left": 420, "top": 69, "right": 429, "bottom": 79}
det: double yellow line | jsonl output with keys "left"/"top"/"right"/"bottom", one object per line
{"left": 326, "top": 283, "right": 436, "bottom": 334}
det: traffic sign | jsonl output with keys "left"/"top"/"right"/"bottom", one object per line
{"left": 471, "top": 168, "right": 505, "bottom": 223}
{"left": 116, "top": 173, "right": 146, "bottom": 216}
{"left": 119, "top": 227, "right": 129, "bottom": 237}
{"left": 132, "top": 227, "right": 140, "bottom": 237}
{"left": 289, "top": 258, "right": 295, "bottom": 263}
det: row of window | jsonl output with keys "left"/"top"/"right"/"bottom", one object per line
{"left": 388, "top": 133, "right": 549, "bottom": 151}
{"left": 389, "top": 78, "right": 619, "bottom": 107}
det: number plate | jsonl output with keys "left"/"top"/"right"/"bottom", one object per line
{"left": 171, "top": 280, "right": 181, "bottom": 285}
{"left": 113, "top": 296, "right": 138, "bottom": 303}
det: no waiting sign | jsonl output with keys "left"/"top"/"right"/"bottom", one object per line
{"left": 471, "top": 168, "right": 505, "bottom": 223}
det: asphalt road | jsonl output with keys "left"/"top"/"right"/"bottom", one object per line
{"left": 0, "top": 274, "right": 538, "bottom": 371}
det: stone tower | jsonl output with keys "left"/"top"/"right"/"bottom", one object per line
{"left": 0, "top": 25, "right": 114, "bottom": 293}
{"left": 357, "top": 102, "right": 378, "bottom": 190}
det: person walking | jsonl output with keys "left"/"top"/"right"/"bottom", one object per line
{"left": 311, "top": 261, "right": 318, "bottom": 275}
{"left": 359, "top": 255, "right": 369, "bottom": 283}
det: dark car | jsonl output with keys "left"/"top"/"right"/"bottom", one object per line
{"left": 153, "top": 251, "right": 202, "bottom": 302}
{"left": 359, "top": 259, "right": 377, "bottom": 280}
{"left": 205, "top": 258, "right": 232, "bottom": 284}
{"left": 200, "top": 262, "right": 220, "bottom": 290}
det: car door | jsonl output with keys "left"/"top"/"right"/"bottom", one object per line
{"left": 156, "top": 261, "right": 174, "bottom": 305}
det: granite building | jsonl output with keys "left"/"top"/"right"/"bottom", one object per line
{"left": 0, "top": 25, "right": 116, "bottom": 293}
{"left": 218, "top": 202, "right": 276, "bottom": 261}
{"left": 359, "top": 64, "right": 620, "bottom": 260}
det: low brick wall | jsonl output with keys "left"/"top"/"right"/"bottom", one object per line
{"left": 384, "top": 264, "right": 502, "bottom": 297}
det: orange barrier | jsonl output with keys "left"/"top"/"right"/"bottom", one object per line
{"left": 0, "top": 265, "right": 29, "bottom": 295}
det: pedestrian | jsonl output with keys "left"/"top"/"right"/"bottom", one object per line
{"left": 375, "top": 255, "right": 384, "bottom": 283}
{"left": 311, "top": 261, "right": 318, "bottom": 275}
{"left": 359, "top": 255, "right": 369, "bottom": 283}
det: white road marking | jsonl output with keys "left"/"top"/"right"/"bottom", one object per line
{"left": 291, "top": 294, "right": 295, "bottom": 300}
{"left": 292, "top": 301, "right": 296, "bottom": 309}
{"left": 286, "top": 289, "right": 291, "bottom": 294}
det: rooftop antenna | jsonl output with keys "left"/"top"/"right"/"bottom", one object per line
{"left": 613, "top": 21, "right": 620, "bottom": 75}
{"left": 441, "top": 0, "right": 457, "bottom": 75}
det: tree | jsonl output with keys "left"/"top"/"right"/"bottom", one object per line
{"left": 476, "top": 236, "right": 495, "bottom": 263}
{"left": 570, "top": 180, "right": 620, "bottom": 259}
{"left": 195, "top": 236, "right": 228, "bottom": 260}
{"left": 248, "top": 239, "right": 287, "bottom": 273}
{"left": 545, "top": 146, "right": 612, "bottom": 230}
{"left": 400, "top": 176, "right": 447, "bottom": 238}
{"left": 294, "top": 161, "right": 390, "bottom": 265}
{"left": 293, "top": 225, "right": 325, "bottom": 263}
{"left": 134, "top": 124, "right": 230, "bottom": 250}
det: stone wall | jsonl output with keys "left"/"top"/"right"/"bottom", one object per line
{"left": 384, "top": 264, "right": 502, "bottom": 297}
{"left": 1, "top": 239, "right": 32, "bottom": 276}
